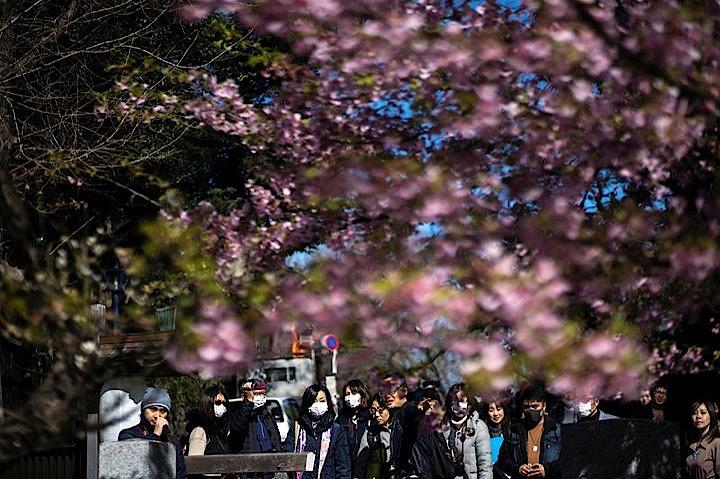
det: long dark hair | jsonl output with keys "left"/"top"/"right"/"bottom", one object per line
{"left": 301, "top": 384, "right": 336, "bottom": 418}
{"left": 341, "top": 379, "right": 369, "bottom": 412}
{"left": 199, "top": 384, "right": 229, "bottom": 436}
{"left": 443, "top": 383, "right": 479, "bottom": 424}
{"left": 687, "top": 400, "right": 720, "bottom": 443}
{"left": 299, "top": 384, "right": 336, "bottom": 436}
{"left": 479, "top": 397, "right": 512, "bottom": 431}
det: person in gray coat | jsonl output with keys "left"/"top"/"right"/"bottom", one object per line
{"left": 443, "top": 383, "right": 493, "bottom": 479}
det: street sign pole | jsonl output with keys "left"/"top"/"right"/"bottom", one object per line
{"left": 321, "top": 334, "right": 340, "bottom": 404}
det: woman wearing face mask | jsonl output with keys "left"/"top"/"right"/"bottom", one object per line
{"left": 336, "top": 379, "right": 371, "bottom": 479}
{"left": 685, "top": 400, "right": 720, "bottom": 479}
{"left": 479, "top": 397, "right": 513, "bottom": 478}
{"left": 291, "top": 384, "right": 351, "bottom": 479}
{"left": 187, "top": 385, "right": 232, "bottom": 457}
{"left": 442, "top": 383, "right": 493, "bottom": 479}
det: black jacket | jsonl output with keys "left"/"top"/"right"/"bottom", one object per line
{"left": 388, "top": 401, "right": 422, "bottom": 476}
{"left": 184, "top": 408, "right": 232, "bottom": 455}
{"left": 410, "top": 431, "right": 462, "bottom": 479}
{"left": 496, "top": 416, "right": 561, "bottom": 479}
{"left": 118, "top": 421, "right": 188, "bottom": 479}
{"left": 336, "top": 409, "right": 370, "bottom": 479}
{"left": 228, "top": 401, "right": 283, "bottom": 453}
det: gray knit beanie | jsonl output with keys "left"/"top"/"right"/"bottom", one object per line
{"left": 141, "top": 387, "right": 172, "bottom": 412}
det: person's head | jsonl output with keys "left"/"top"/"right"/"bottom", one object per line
{"left": 369, "top": 393, "right": 391, "bottom": 427}
{"left": 343, "top": 379, "right": 369, "bottom": 411}
{"left": 382, "top": 372, "right": 408, "bottom": 409}
{"left": 199, "top": 384, "right": 228, "bottom": 426}
{"left": 301, "top": 384, "right": 335, "bottom": 419}
{"left": 243, "top": 378, "right": 268, "bottom": 409}
{"left": 651, "top": 385, "right": 668, "bottom": 406}
{"left": 141, "top": 387, "right": 171, "bottom": 428}
{"left": 480, "top": 399, "right": 510, "bottom": 429}
{"left": 444, "top": 383, "right": 478, "bottom": 422}
{"left": 519, "top": 383, "right": 546, "bottom": 425}
{"left": 689, "top": 401, "right": 719, "bottom": 441}
{"left": 235, "top": 376, "right": 248, "bottom": 401}
{"left": 576, "top": 396, "right": 600, "bottom": 418}
{"left": 639, "top": 389, "right": 652, "bottom": 406}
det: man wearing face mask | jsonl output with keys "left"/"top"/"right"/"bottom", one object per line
{"left": 571, "top": 397, "right": 618, "bottom": 423}
{"left": 497, "top": 384, "right": 560, "bottom": 479}
{"left": 237, "top": 378, "right": 283, "bottom": 479}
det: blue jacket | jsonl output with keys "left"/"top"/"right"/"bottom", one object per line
{"left": 118, "top": 422, "right": 187, "bottom": 479}
{"left": 496, "top": 416, "right": 561, "bottom": 479}
{"left": 336, "top": 409, "right": 370, "bottom": 479}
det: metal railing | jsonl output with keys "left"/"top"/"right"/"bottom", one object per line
{"left": 3, "top": 445, "right": 82, "bottom": 479}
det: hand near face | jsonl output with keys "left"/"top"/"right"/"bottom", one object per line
{"left": 418, "top": 398, "right": 433, "bottom": 412}
{"left": 154, "top": 416, "right": 169, "bottom": 436}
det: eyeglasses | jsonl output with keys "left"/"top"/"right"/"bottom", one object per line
{"left": 214, "top": 400, "right": 228, "bottom": 406}
{"left": 369, "top": 407, "right": 388, "bottom": 415}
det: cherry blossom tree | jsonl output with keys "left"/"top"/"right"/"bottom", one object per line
{"left": 123, "top": 0, "right": 720, "bottom": 397}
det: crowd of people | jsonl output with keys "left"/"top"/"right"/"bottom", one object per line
{"left": 117, "top": 377, "right": 720, "bottom": 479}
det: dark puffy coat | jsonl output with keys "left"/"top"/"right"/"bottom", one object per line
{"left": 336, "top": 409, "right": 370, "bottom": 479}
{"left": 496, "top": 416, "right": 561, "bottom": 479}
{"left": 118, "top": 421, "right": 188, "bottom": 479}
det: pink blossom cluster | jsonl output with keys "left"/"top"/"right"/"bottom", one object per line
{"left": 164, "top": 301, "right": 250, "bottom": 378}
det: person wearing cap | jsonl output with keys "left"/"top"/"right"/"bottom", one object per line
{"left": 235, "top": 378, "right": 283, "bottom": 478}
{"left": 118, "top": 386, "right": 187, "bottom": 479}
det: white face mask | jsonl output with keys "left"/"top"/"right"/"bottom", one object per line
{"left": 253, "top": 395, "right": 267, "bottom": 409}
{"left": 309, "top": 401, "right": 329, "bottom": 417}
{"left": 577, "top": 401, "right": 594, "bottom": 417}
{"left": 214, "top": 404, "right": 227, "bottom": 418}
{"left": 345, "top": 394, "right": 362, "bottom": 409}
